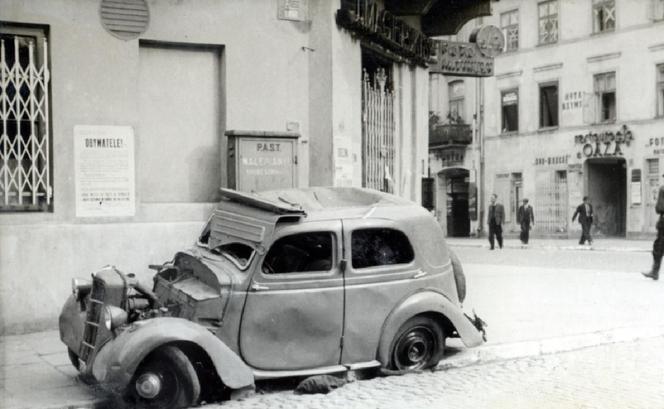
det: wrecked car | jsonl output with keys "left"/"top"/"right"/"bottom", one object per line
{"left": 59, "top": 187, "right": 485, "bottom": 408}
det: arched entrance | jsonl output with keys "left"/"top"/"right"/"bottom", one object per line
{"left": 585, "top": 157, "right": 626, "bottom": 236}
{"left": 437, "top": 168, "right": 470, "bottom": 237}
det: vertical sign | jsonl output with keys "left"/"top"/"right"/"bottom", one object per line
{"left": 74, "top": 125, "right": 136, "bottom": 217}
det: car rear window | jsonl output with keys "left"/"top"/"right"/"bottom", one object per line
{"left": 351, "top": 228, "right": 414, "bottom": 269}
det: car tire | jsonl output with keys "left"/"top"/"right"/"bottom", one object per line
{"left": 449, "top": 250, "right": 466, "bottom": 303}
{"left": 67, "top": 348, "right": 80, "bottom": 370}
{"left": 389, "top": 316, "right": 445, "bottom": 371}
{"left": 127, "top": 345, "right": 201, "bottom": 409}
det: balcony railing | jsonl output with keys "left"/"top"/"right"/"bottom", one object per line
{"left": 429, "top": 124, "right": 472, "bottom": 148}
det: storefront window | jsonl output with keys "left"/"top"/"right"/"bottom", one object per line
{"left": 539, "top": 82, "right": 559, "bottom": 128}
{"left": 500, "top": 9, "right": 519, "bottom": 52}
{"left": 594, "top": 72, "right": 616, "bottom": 123}
{"left": 593, "top": 0, "right": 615, "bottom": 33}
{"left": 657, "top": 64, "right": 664, "bottom": 117}
{"left": 538, "top": 0, "right": 558, "bottom": 45}
{"left": 448, "top": 80, "right": 465, "bottom": 123}
{"left": 501, "top": 89, "right": 519, "bottom": 133}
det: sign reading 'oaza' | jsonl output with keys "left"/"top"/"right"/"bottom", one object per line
{"left": 574, "top": 124, "right": 634, "bottom": 158}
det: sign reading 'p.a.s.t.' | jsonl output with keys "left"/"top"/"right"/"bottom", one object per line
{"left": 74, "top": 125, "right": 135, "bottom": 217}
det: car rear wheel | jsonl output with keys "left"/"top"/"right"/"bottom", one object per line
{"left": 127, "top": 345, "right": 201, "bottom": 409}
{"left": 389, "top": 316, "right": 445, "bottom": 371}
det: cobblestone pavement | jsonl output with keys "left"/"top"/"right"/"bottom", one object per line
{"left": 206, "top": 336, "right": 664, "bottom": 409}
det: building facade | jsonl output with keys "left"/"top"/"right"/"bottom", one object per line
{"left": 1, "top": 0, "right": 490, "bottom": 333}
{"left": 430, "top": 0, "right": 664, "bottom": 239}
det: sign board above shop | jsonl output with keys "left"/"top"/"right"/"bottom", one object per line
{"left": 429, "top": 25, "right": 504, "bottom": 77}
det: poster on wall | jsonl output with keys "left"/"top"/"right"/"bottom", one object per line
{"left": 74, "top": 125, "right": 136, "bottom": 217}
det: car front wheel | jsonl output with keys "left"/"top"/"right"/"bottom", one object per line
{"left": 127, "top": 345, "right": 201, "bottom": 409}
{"left": 389, "top": 316, "right": 445, "bottom": 371}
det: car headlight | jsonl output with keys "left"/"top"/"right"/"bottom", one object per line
{"left": 72, "top": 278, "right": 92, "bottom": 301}
{"left": 104, "top": 305, "right": 128, "bottom": 330}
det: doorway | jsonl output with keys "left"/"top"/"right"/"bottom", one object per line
{"left": 439, "top": 168, "right": 470, "bottom": 237}
{"left": 586, "top": 158, "right": 627, "bottom": 236}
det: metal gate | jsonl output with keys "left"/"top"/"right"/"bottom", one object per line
{"left": 0, "top": 34, "right": 51, "bottom": 210}
{"left": 534, "top": 170, "right": 568, "bottom": 233}
{"left": 362, "top": 67, "right": 395, "bottom": 193}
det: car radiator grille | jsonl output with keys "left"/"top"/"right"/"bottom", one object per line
{"left": 79, "top": 277, "right": 105, "bottom": 363}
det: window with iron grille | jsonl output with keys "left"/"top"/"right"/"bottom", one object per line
{"left": 657, "top": 64, "right": 664, "bottom": 117}
{"left": 593, "top": 0, "right": 616, "bottom": 33}
{"left": 501, "top": 89, "right": 519, "bottom": 133}
{"left": 0, "top": 25, "right": 52, "bottom": 212}
{"left": 538, "top": 0, "right": 558, "bottom": 45}
{"left": 594, "top": 72, "right": 616, "bottom": 123}
{"left": 539, "top": 82, "right": 559, "bottom": 128}
{"left": 448, "top": 80, "right": 465, "bottom": 123}
{"left": 655, "top": 0, "right": 664, "bottom": 20}
{"left": 500, "top": 9, "right": 519, "bottom": 52}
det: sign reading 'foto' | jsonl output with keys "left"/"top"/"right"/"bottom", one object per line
{"left": 74, "top": 125, "right": 136, "bottom": 217}
{"left": 429, "top": 40, "right": 495, "bottom": 77}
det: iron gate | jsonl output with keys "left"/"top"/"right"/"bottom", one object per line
{"left": 362, "top": 67, "right": 395, "bottom": 193}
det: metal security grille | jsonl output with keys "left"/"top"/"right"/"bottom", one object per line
{"left": 0, "top": 34, "right": 51, "bottom": 211}
{"left": 534, "top": 170, "right": 568, "bottom": 233}
{"left": 362, "top": 67, "right": 395, "bottom": 193}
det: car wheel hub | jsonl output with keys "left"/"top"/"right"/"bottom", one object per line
{"left": 136, "top": 372, "right": 162, "bottom": 399}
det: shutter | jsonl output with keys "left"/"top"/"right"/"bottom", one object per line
{"left": 100, "top": 0, "right": 150, "bottom": 40}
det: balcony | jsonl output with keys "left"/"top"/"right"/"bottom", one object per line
{"left": 429, "top": 123, "right": 472, "bottom": 149}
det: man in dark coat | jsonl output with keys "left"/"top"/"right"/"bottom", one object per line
{"left": 487, "top": 193, "right": 505, "bottom": 250}
{"left": 643, "top": 178, "right": 664, "bottom": 280}
{"left": 572, "top": 196, "right": 594, "bottom": 245}
{"left": 517, "top": 198, "right": 535, "bottom": 246}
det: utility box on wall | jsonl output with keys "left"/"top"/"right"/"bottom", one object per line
{"left": 226, "top": 130, "right": 299, "bottom": 192}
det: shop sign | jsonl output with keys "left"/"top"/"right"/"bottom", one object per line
{"left": 429, "top": 40, "right": 494, "bottom": 77}
{"left": 574, "top": 124, "right": 633, "bottom": 159}
{"left": 647, "top": 136, "right": 664, "bottom": 155}
{"left": 562, "top": 91, "right": 584, "bottom": 110}
{"left": 336, "top": 1, "right": 434, "bottom": 66}
{"left": 277, "top": 0, "right": 307, "bottom": 22}
{"left": 534, "top": 155, "right": 570, "bottom": 166}
{"left": 74, "top": 125, "right": 135, "bottom": 218}
{"left": 437, "top": 148, "right": 466, "bottom": 167}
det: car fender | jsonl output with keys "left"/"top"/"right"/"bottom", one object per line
{"left": 92, "top": 317, "right": 254, "bottom": 392}
{"left": 376, "top": 289, "right": 484, "bottom": 365}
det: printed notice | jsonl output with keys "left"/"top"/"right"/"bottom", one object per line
{"left": 74, "top": 125, "right": 135, "bottom": 217}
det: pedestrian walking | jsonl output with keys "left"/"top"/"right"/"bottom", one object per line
{"left": 572, "top": 196, "right": 594, "bottom": 245}
{"left": 517, "top": 198, "right": 534, "bottom": 247}
{"left": 643, "top": 178, "right": 664, "bottom": 280}
{"left": 487, "top": 193, "right": 505, "bottom": 250}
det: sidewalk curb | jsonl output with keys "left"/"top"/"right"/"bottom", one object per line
{"left": 436, "top": 325, "right": 664, "bottom": 371}
{"left": 447, "top": 242, "right": 650, "bottom": 253}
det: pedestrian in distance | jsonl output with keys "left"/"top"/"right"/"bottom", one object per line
{"left": 517, "top": 198, "right": 534, "bottom": 248}
{"left": 487, "top": 193, "right": 505, "bottom": 250}
{"left": 572, "top": 196, "right": 594, "bottom": 246}
{"left": 643, "top": 175, "right": 664, "bottom": 280}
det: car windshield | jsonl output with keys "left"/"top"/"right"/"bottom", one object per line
{"left": 197, "top": 221, "right": 255, "bottom": 270}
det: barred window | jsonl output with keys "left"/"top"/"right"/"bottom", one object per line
{"left": 538, "top": 0, "right": 558, "bottom": 45}
{"left": 500, "top": 9, "right": 519, "bottom": 52}
{"left": 0, "top": 25, "right": 52, "bottom": 211}
{"left": 657, "top": 64, "right": 664, "bottom": 117}
{"left": 593, "top": 0, "right": 616, "bottom": 33}
{"left": 594, "top": 72, "right": 616, "bottom": 123}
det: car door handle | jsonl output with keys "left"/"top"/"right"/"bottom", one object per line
{"left": 251, "top": 283, "right": 270, "bottom": 291}
{"left": 413, "top": 270, "right": 427, "bottom": 279}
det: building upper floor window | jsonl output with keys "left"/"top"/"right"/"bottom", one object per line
{"left": 594, "top": 72, "right": 616, "bottom": 122}
{"left": 448, "top": 80, "right": 465, "bottom": 123}
{"left": 539, "top": 82, "right": 559, "bottom": 128}
{"left": 501, "top": 89, "right": 519, "bottom": 133}
{"left": 657, "top": 64, "right": 664, "bottom": 117}
{"left": 593, "top": 0, "right": 616, "bottom": 33}
{"left": 0, "top": 25, "right": 52, "bottom": 212}
{"left": 500, "top": 9, "right": 519, "bottom": 51}
{"left": 538, "top": 0, "right": 558, "bottom": 45}
{"left": 655, "top": 0, "right": 664, "bottom": 20}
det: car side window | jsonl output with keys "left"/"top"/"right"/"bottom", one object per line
{"left": 262, "top": 232, "right": 334, "bottom": 274}
{"left": 351, "top": 228, "right": 414, "bottom": 269}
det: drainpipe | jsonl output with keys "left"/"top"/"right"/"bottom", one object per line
{"left": 477, "top": 76, "right": 485, "bottom": 236}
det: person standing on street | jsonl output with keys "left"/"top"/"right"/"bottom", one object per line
{"left": 517, "top": 198, "right": 534, "bottom": 247}
{"left": 572, "top": 196, "right": 594, "bottom": 245}
{"left": 487, "top": 193, "right": 505, "bottom": 250}
{"left": 643, "top": 177, "right": 664, "bottom": 280}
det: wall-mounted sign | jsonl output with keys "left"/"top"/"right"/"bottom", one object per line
{"left": 574, "top": 124, "right": 634, "bottom": 159}
{"left": 647, "top": 136, "right": 664, "bottom": 155}
{"left": 74, "top": 125, "right": 135, "bottom": 217}
{"left": 534, "top": 154, "right": 570, "bottom": 166}
{"left": 335, "top": 1, "right": 434, "bottom": 66}
{"left": 278, "top": 0, "right": 307, "bottom": 22}
{"left": 562, "top": 91, "right": 584, "bottom": 110}
{"left": 429, "top": 40, "right": 494, "bottom": 77}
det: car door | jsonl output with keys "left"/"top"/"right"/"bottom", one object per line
{"left": 239, "top": 220, "right": 344, "bottom": 371}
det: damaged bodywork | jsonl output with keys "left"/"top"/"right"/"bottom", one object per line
{"left": 59, "top": 187, "right": 486, "bottom": 409}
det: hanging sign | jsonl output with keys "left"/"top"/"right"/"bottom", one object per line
{"left": 429, "top": 40, "right": 495, "bottom": 77}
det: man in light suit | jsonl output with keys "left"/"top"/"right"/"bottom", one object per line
{"left": 487, "top": 193, "right": 505, "bottom": 250}
{"left": 517, "top": 198, "right": 535, "bottom": 247}
{"left": 572, "top": 196, "right": 594, "bottom": 245}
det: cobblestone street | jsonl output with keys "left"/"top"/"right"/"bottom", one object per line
{"left": 210, "top": 336, "right": 664, "bottom": 409}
